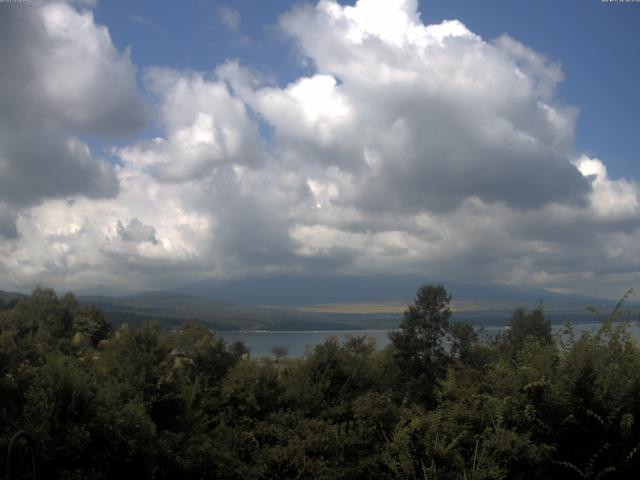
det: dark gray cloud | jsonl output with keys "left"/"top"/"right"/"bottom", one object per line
{"left": 0, "top": 204, "right": 18, "bottom": 239}
{"left": 117, "top": 219, "right": 158, "bottom": 244}
{"left": 0, "top": 2, "right": 147, "bottom": 225}
{"left": 0, "top": 126, "right": 119, "bottom": 206}
{"left": 354, "top": 107, "right": 591, "bottom": 213}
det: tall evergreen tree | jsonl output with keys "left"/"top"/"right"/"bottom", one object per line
{"left": 389, "top": 284, "right": 451, "bottom": 405}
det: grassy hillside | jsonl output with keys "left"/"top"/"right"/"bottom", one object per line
{"left": 78, "top": 291, "right": 401, "bottom": 331}
{"left": 73, "top": 289, "right": 632, "bottom": 331}
{"left": 5, "top": 285, "right": 629, "bottom": 331}
{"left": 0, "top": 289, "right": 26, "bottom": 304}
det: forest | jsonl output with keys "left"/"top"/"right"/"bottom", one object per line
{"left": 2, "top": 285, "right": 640, "bottom": 479}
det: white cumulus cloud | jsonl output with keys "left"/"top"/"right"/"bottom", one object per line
{"left": 1, "top": 0, "right": 640, "bottom": 298}
{"left": 0, "top": 1, "right": 147, "bottom": 235}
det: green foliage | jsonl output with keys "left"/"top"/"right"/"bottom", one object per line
{"left": 2, "top": 286, "right": 640, "bottom": 479}
{"left": 271, "top": 345, "right": 288, "bottom": 360}
{"left": 506, "top": 305, "right": 552, "bottom": 351}
{"left": 73, "top": 304, "right": 111, "bottom": 347}
{"left": 389, "top": 284, "right": 452, "bottom": 405}
{"left": 224, "top": 359, "right": 284, "bottom": 420}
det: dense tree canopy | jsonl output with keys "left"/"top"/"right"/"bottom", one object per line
{"left": 2, "top": 285, "right": 640, "bottom": 479}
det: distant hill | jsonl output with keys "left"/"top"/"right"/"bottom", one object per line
{"left": 175, "top": 274, "right": 596, "bottom": 306}
{"left": 73, "top": 276, "right": 636, "bottom": 331}
{"left": 5, "top": 276, "right": 633, "bottom": 331}
{"left": 172, "top": 274, "right": 637, "bottom": 328}
{"left": 0, "top": 290, "right": 26, "bottom": 304}
{"left": 78, "top": 291, "right": 400, "bottom": 331}
{"left": 174, "top": 274, "right": 620, "bottom": 308}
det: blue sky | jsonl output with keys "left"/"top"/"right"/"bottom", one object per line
{"left": 94, "top": 0, "right": 639, "bottom": 178}
{"left": 1, "top": 0, "right": 640, "bottom": 298}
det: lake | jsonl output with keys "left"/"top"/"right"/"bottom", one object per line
{"left": 221, "top": 329, "right": 393, "bottom": 358}
{"left": 221, "top": 321, "right": 640, "bottom": 358}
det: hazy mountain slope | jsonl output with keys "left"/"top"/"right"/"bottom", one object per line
{"left": 74, "top": 282, "right": 634, "bottom": 332}
{"left": 5, "top": 276, "right": 631, "bottom": 331}
{"left": 78, "top": 291, "right": 399, "bottom": 331}
{"left": 0, "top": 290, "right": 26, "bottom": 303}
{"left": 174, "top": 274, "right": 619, "bottom": 307}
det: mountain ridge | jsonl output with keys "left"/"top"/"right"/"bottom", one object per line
{"left": 2, "top": 278, "right": 633, "bottom": 331}
{"left": 173, "top": 274, "right": 619, "bottom": 306}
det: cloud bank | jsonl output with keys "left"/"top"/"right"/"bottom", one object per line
{"left": 0, "top": 1, "right": 147, "bottom": 233}
{"left": 1, "top": 0, "right": 639, "bottom": 298}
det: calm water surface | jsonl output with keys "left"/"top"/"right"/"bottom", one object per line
{"left": 221, "top": 329, "right": 392, "bottom": 358}
{"left": 221, "top": 322, "right": 640, "bottom": 358}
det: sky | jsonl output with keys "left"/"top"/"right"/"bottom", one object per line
{"left": 0, "top": 0, "right": 639, "bottom": 298}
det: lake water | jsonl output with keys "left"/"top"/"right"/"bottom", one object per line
{"left": 221, "top": 321, "right": 640, "bottom": 358}
{"left": 221, "top": 329, "right": 393, "bottom": 358}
